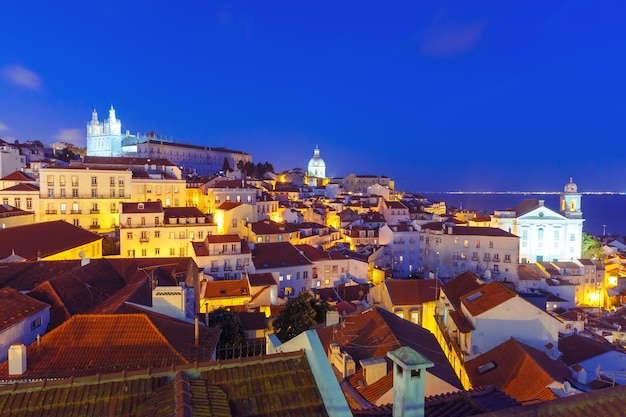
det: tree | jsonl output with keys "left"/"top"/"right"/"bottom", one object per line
{"left": 582, "top": 232, "right": 605, "bottom": 260}
{"left": 222, "top": 157, "right": 233, "bottom": 173}
{"left": 272, "top": 292, "right": 318, "bottom": 343}
{"left": 209, "top": 307, "right": 245, "bottom": 359}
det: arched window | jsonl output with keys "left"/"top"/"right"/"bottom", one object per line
{"left": 538, "top": 228, "right": 544, "bottom": 240}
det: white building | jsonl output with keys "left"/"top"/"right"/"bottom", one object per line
{"left": 86, "top": 107, "right": 123, "bottom": 157}
{"left": 307, "top": 145, "right": 326, "bottom": 186}
{"left": 419, "top": 222, "right": 519, "bottom": 282}
{"left": 0, "top": 140, "right": 26, "bottom": 178}
{"left": 379, "top": 222, "right": 420, "bottom": 278}
{"left": 491, "top": 178, "right": 584, "bottom": 263}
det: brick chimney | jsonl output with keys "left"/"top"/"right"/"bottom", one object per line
{"left": 387, "top": 346, "right": 434, "bottom": 417}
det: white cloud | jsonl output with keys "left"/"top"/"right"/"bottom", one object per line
{"left": 1, "top": 65, "right": 42, "bottom": 91}
{"left": 55, "top": 128, "right": 85, "bottom": 147}
{"left": 0, "top": 122, "right": 8, "bottom": 131}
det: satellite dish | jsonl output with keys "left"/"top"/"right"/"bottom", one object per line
{"left": 79, "top": 251, "right": 85, "bottom": 259}
{"left": 484, "top": 269, "right": 492, "bottom": 279}
{"left": 563, "top": 381, "right": 572, "bottom": 394}
{"left": 471, "top": 345, "right": 480, "bottom": 355}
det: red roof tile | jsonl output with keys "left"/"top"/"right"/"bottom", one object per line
{"left": 0, "top": 314, "right": 189, "bottom": 380}
{"left": 0, "top": 288, "right": 49, "bottom": 332}
{"left": 0, "top": 221, "right": 102, "bottom": 261}
{"left": 385, "top": 279, "right": 441, "bottom": 306}
{"left": 460, "top": 281, "right": 516, "bottom": 317}
{"left": 441, "top": 271, "right": 482, "bottom": 310}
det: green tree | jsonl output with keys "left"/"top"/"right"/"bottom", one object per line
{"left": 272, "top": 292, "right": 318, "bottom": 343}
{"left": 209, "top": 307, "right": 245, "bottom": 359}
{"left": 582, "top": 232, "right": 605, "bottom": 260}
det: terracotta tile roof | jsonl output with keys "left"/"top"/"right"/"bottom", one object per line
{"left": 385, "top": 278, "right": 441, "bottom": 305}
{"left": 0, "top": 260, "right": 81, "bottom": 291}
{"left": 205, "top": 234, "right": 241, "bottom": 243}
{"left": 0, "top": 171, "right": 35, "bottom": 181}
{"left": 113, "top": 304, "right": 220, "bottom": 363}
{"left": 248, "top": 272, "right": 277, "bottom": 286}
{"left": 474, "top": 383, "right": 626, "bottom": 417}
{"left": 163, "top": 206, "right": 209, "bottom": 221}
{"left": 121, "top": 201, "right": 163, "bottom": 213}
{"left": 200, "top": 352, "right": 329, "bottom": 417}
{"left": 295, "top": 243, "right": 330, "bottom": 261}
{"left": 203, "top": 278, "right": 251, "bottom": 299}
{"left": 0, "top": 314, "right": 189, "bottom": 380}
{"left": 449, "top": 309, "right": 475, "bottom": 333}
{"left": 460, "top": 281, "right": 517, "bottom": 317}
{"left": 252, "top": 242, "right": 312, "bottom": 269}
{"left": 250, "top": 219, "right": 297, "bottom": 235}
{"left": 1, "top": 182, "right": 39, "bottom": 192}
{"left": 26, "top": 260, "right": 129, "bottom": 330}
{"left": 558, "top": 333, "right": 614, "bottom": 366}
{"left": 441, "top": 271, "right": 483, "bottom": 310}
{"left": 517, "top": 264, "right": 543, "bottom": 281}
{"left": 0, "top": 204, "right": 31, "bottom": 217}
{"left": 217, "top": 201, "right": 243, "bottom": 210}
{"left": 349, "top": 367, "right": 393, "bottom": 404}
{"left": 0, "top": 287, "right": 50, "bottom": 332}
{"left": 316, "top": 307, "right": 462, "bottom": 392}
{"left": 0, "top": 220, "right": 102, "bottom": 261}
{"left": 384, "top": 200, "right": 408, "bottom": 209}
{"left": 464, "top": 337, "right": 571, "bottom": 404}
{"left": 509, "top": 199, "right": 542, "bottom": 217}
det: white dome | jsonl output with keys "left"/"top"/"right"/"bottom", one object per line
{"left": 564, "top": 177, "right": 578, "bottom": 193}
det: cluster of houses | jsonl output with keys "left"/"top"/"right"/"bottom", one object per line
{"left": 1, "top": 128, "right": 626, "bottom": 414}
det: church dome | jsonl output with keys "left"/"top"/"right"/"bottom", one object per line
{"left": 308, "top": 146, "right": 326, "bottom": 177}
{"left": 564, "top": 177, "right": 578, "bottom": 193}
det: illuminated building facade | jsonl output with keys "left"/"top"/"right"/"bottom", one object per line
{"left": 307, "top": 145, "right": 326, "bottom": 186}
{"left": 491, "top": 178, "right": 584, "bottom": 263}
{"left": 40, "top": 165, "right": 132, "bottom": 232}
{"left": 191, "top": 234, "right": 252, "bottom": 281}
{"left": 119, "top": 202, "right": 217, "bottom": 258}
{"left": 86, "top": 108, "right": 252, "bottom": 176}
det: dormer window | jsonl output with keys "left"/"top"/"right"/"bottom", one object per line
{"left": 138, "top": 203, "right": 144, "bottom": 210}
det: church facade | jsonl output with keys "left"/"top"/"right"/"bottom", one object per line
{"left": 491, "top": 178, "right": 584, "bottom": 263}
{"left": 85, "top": 107, "right": 251, "bottom": 176}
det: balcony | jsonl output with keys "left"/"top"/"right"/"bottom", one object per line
{"left": 471, "top": 255, "right": 479, "bottom": 261}
{"left": 223, "top": 266, "right": 233, "bottom": 272}
{"left": 210, "top": 267, "right": 219, "bottom": 272}
{"left": 89, "top": 209, "right": 100, "bottom": 214}
{"left": 140, "top": 237, "right": 150, "bottom": 243}
{"left": 45, "top": 210, "right": 57, "bottom": 214}
{"left": 236, "top": 265, "right": 244, "bottom": 270}
{"left": 70, "top": 210, "right": 82, "bottom": 214}
{"left": 89, "top": 225, "right": 100, "bottom": 230}
{"left": 504, "top": 259, "right": 511, "bottom": 263}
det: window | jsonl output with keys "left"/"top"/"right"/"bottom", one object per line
{"left": 91, "top": 188, "right": 97, "bottom": 198}
{"left": 141, "top": 249, "right": 147, "bottom": 256}
{"left": 91, "top": 176, "right": 97, "bottom": 185}
{"left": 73, "top": 219, "right": 79, "bottom": 226}
{"left": 198, "top": 231, "right": 203, "bottom": 239}
{"left": 538, "top": 228, "right": 544, "bottom": 240}
{"left": 110, "top": 176, "right": 115, "bottom": 186}
{"left": 155, "top": 248, "right": 160, "bottom": 255}
{"left": 31, "top": 317, "right": 42, "bottom": 330}
{"left": 303, "top": 271, "right": 308, "bottom": 279}
{"left": 1, "top": 198, "right": 7, "bottom": 206}
{"left": 493, "top": 264, "right": 499, "bottom": 272}
{"left": 127, "top": 249, "right": 135, "bottom": 257}
{"left": 174, "top": 186, "right": 179, "bottom": 193}
{"left": 147, "top": 186, "right": 152, "bottom": 194}
{"left": 60, "top": 189, "right": 66, "bottom": 198}
{"left": 141, "top": 217, "right": 146, "bottom": 226}
{"left": 48, "top": 189, "right": 54, "bottom": 198}
{"left": 554, "top": 230, "right": 560, "bottom": 240}
{"left": 156, "top": 186, "right": 161, "bottom": 195}
{"left": 59, "top": 176, "right": 65, "bottom": 186}
{"left": 60, "top": 203, "right": 66, "bottom": 214}
{"left": 475, "top": 240, "right": 480, "bottom": 248}
{"left": 72, "top": 189, "right": 79, "bottom": 198}
{"left": 170, "top": 248, "right": 176, "bottom": 256}
{"left": 71, "top": 176, "right": 78, "bottom": 187}
{"left": 119, "top": 189, "right": 124, "bottom": 198}
{"left": 140, "top": 231, "right": 148, "bottom": 241}
{"left": 127, "top": 232, "right": 133, "bottom": 239}
{"left": 138, "top": 185, "right": 143, "bottom": 193}
{"left": 504, "top": 254, "right": 511, "bottom": 262}
{"left": 118, "top": 177, "right": 124, "bottom": 186}
{"left": 410, "top": 312, "right": 419, "bottom": 325}
{"left": 110, "top": 189, "right": 115, "bottom": 198}
{"left": 489, "top": 241, "right": 493, "bottom": 249}
{"left": 72, "top": 202, "right": 80, "bottom": 213}
{"left": 14, "top": 198, "right": 20, "bottom": 208}
{"left": 155, "top": 231, "right": 160, "bottom": 238}
{"left": 570, "top": 233, "right": 575, "bottom": 241}
{"left": 522, "top": 229, "right": 528, "bottom": 240}
{"left": 463, "top": 240, "right": 469, "bottom": 248}
{"left": 26, "top": 198, "right": 32, "bottom": 209}
{"left": 47, "top": 175, "right": 54, "bottom": 186}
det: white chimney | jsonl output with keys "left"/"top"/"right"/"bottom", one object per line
{"left": 387, "top": 346, "right": 434, "bottom": 417}
{"left": 8, "top": 344, "right": 27, "bottom": 375}
{"left": 360, "top": 357, "right": 387, "bottom": 385}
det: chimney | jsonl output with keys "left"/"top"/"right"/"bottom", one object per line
{"left": 8, "top": 344, "right": 27, "bottom": 375}
{"left": 194, "top": 316, "right": 199, "bottom": 346}
{"left": 387, "top": 346, "right": 434, "bottom": 417}
{"left": 360, "top": 357, "right": 387, "bottom": 385}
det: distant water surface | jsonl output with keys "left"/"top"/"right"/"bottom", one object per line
{"left": 418, "top": 193, "right": 626, "bottom": 237}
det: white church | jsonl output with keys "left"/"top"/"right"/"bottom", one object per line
{"left": 306, "top": 145, "right": 326, "bottom": 186}
{"left": 491, "top": 178, "right": 584, "bottom": 263}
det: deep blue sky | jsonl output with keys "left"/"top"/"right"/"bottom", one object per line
{"left": 1, "top": 1, "right": 625, "bottom": 192}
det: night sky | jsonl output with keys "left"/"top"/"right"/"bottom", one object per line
{"left": 1, "top": 1, "right": 625, "bottom": 192}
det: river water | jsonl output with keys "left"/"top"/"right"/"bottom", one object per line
{"left": 418, "top": 193, "right": 626, "bottom": 238}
